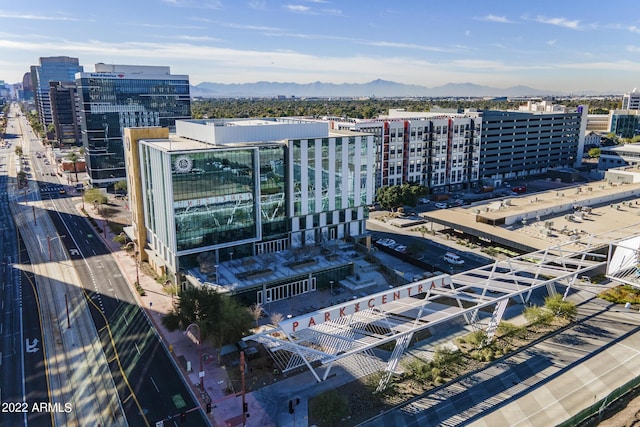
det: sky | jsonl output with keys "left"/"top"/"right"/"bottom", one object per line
{"left": 1, "top": 0, "right": 639, "bottom": 93}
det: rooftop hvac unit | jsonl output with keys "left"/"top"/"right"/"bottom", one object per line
{"left": 472, "top": 209, "right": 480, "bottom": 214}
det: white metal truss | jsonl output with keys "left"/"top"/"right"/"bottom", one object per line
{"left": 245, "top": 234, "right": 612, "bottom": 384}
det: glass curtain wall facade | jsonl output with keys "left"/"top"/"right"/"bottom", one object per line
{"left": 171, "top": 149, "right": 258, "bottom": 252}
{"left": 77, "top": 73, "right": 191, "bottom": 186}
{"left": 290, "top": 135, "right": 374, "bottom": 246}
{"left": 33, "top": 56, "right": 83, "bottom": 127}
{"left": 49, "top": 81, "right": 81, "bottom": 147}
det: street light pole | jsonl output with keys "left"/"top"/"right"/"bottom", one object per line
{"left": 330, "top": 280, "right": 334, "bottom": 298}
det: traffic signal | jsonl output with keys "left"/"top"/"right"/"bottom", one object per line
{"left": 206, "top": 402, "right": 212, "bottom": 414}
{"left": 243, "top": 403, "right": 248, "bottom": 413}
{"left": 288, "top": 400, "right": 294, "bottom": 414}
{"left": 181, "top": 411, "right": 187, "bottom": 422}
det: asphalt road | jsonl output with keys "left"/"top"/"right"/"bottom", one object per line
{"left": 1, "top": 120, "right": 50, "bottom": 427}
{"left": 39, "top": 163, "right": 209, "bottom": 425}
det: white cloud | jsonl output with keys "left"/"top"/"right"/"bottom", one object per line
{"left": 533, "top": 16, "right": 580, "bottom": 30}
{"left": 547, "top": 40, "right": 557, "bottom": 46}
{"left": 248, "top": 1, "right": 267, "bottom": 10}
{"left": 0, "top": 10, "right": 80, "bottom": 21}
{"left": 161, "top": 0, "right": 222, "bottom": 9}
{"left": 284, "top": 5, "right": 310, "bottom": 13}
{"left": 477, "top": 15, "right": 515, "bottom": 24}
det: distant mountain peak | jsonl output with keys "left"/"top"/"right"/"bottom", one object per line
{"left": 191, "top": 79, "right": 559, "bottom": 98}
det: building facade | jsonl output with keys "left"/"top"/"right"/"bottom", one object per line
{"left": 49, "top": 81, "right": 82, "bottom": 147}
{"left": 31, "top": 56, "right": 83, "bottom": 127}
{"left": 598, "top": 143, "right": 640, "bottom": 170}
{"left": 329, "top": 104, "right": 585, "bottom": 192}
{"left": 622, "top": 89, "right": 640, "bottom": 110}
{"left": 76, "top": 64, "right": 191, "bottom": 187}
{"left": 609, "top": 110, "right": 640, "bottom": 139}
{"left": 477, "top": 106, "right": 587, "bottom": 182}
{"left": 124, "top": 119, "right": 375, "bottom": 283}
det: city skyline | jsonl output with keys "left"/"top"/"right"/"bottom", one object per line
{"left": 0, "top": 0, "right": 639, "bottom": 93}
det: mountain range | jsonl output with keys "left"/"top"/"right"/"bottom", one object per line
{"left": 190, "top": 79, "right": 563, "bottom": 98}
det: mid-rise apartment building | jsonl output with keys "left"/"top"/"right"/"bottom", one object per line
{"left": 330, "top": 103, "right": 585, "bottom": 192}
{"left": 76, "top": 64, "right": 191, "bottom": 187}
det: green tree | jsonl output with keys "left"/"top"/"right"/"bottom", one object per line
{"left": 17, "top": 170, "right": 27, "bottom": 187}
{"left": 162, "top": 287, "right": 253, "bottom": 348}
{"left": 83, "top": 188, "right": 108, "bottom": 209}
{"left": 114, "top": 179, "right": 128, "bottom": 193}
{"left": 66, "top": 151, "right": 81, "bottom": 183}
{"left": 376, "top": 183, "right": 428, "bottom": 211}
{"left": 587, "top": 147, "right": 601, "bottom": 158}
{"left": 14, "top": 145, "right": 23, "bottom": 156}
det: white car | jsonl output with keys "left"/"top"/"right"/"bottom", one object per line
{"left": 443, "top": 252, "right": 465, "bottom": 265}
{"left": 435, "top": 202, "right": 448, "bottom": 209}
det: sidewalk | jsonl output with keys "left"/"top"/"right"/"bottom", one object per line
{"left": 79, "top": 200, "right": 271, "bottom": 427}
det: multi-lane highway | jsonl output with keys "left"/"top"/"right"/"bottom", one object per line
{"left": 4, "top": 103, "right": 209, "bottom": 426}
{"left": 1, "top": 112, "right": 51, "bottom": 427}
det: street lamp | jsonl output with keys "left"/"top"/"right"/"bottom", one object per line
{"left": 330, "top": 280, "right": 334, "bottom": 298}
{"left": 185, "top": 323, "right": 204, "bottom": 390}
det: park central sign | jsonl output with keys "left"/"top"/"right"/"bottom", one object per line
{"left": 280, "top": 275, "right": 451, "bottom": 334}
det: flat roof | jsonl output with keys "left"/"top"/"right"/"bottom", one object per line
{"left": 424, "top": 181, "right": 640, "bottom": 251}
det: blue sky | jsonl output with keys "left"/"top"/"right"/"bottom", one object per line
{"left": 1, "top": 0, "right": 639, "bottom": 93}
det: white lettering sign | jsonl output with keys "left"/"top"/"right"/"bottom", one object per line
{"left": 280, "top": 275, "right": 451, "bottom": 334}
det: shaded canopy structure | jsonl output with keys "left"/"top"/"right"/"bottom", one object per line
{"left": 246, "top": 233, "right": 616, "bottom": 390}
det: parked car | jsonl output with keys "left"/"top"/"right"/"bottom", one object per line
{"left": 435, "top": 202, "right": 448, "bottom": 209}
{"left": 443, "top": 252, "right": 465, "bottom": 265}
{"left": 394, "top": 245, "right": 408, "bottom": 253}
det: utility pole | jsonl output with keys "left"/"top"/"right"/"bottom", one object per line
{"left": 241, "top": 350, "right": 247, "bottom": 426}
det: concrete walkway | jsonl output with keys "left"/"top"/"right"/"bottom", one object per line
{"left": 81, "top": 201, "right": 269, "bottom": 427}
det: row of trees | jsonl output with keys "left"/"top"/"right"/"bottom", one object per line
{"left": 191, "top": 98, "right": 623, "bottom": 121}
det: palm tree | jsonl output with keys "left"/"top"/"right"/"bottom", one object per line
{"left": 66, "top": 149, "right": 82, "bottom": 183}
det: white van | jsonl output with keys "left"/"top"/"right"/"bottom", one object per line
{"left": 443, "top": 252, "right": 464, "bottom": 265}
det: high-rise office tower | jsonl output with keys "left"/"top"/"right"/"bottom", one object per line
{"left": 49, "top": 81, "right": 82, "bottom": 147}
{"left": 31, "top": 56, "right": 83, "bottom": 127}
{"left": 76, "top": 64, "right": 191, "bottom": 187}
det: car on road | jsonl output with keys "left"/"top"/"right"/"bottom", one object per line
{"left": 435, "top": 202, "right": 448, "bottom": 209}
{"left": 59, "top": 189, "right": 66, "bottom": 194}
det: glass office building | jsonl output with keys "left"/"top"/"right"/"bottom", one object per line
{"left": 128, "top": 119, "right": 375, "bottom": 279}
{"left": 31, "top": 56, "right": 83, "bottom": 127}
{"left": 77, "top": 64, "right": 191, "bottom": 187}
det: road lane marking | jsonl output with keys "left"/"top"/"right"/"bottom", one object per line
{"left": 149, "top": 376, "right": 160, "bottom": 393}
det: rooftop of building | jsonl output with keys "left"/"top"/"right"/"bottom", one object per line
{"left": 136, "top": 119, "right": 370, "bottom": 151}
{"left": 423, "top": 180, "right": 640, "bottom": 252}
{"left": 603, "top": 143, "right": 640, "bottom": 153}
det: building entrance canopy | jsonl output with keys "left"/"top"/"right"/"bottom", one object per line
{"left": 246, "top": 236, "right": 610, "bottom": 384}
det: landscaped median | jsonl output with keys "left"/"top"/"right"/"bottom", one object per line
{"left": 309, "top": 293, "right": 578, "bottom": 427}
